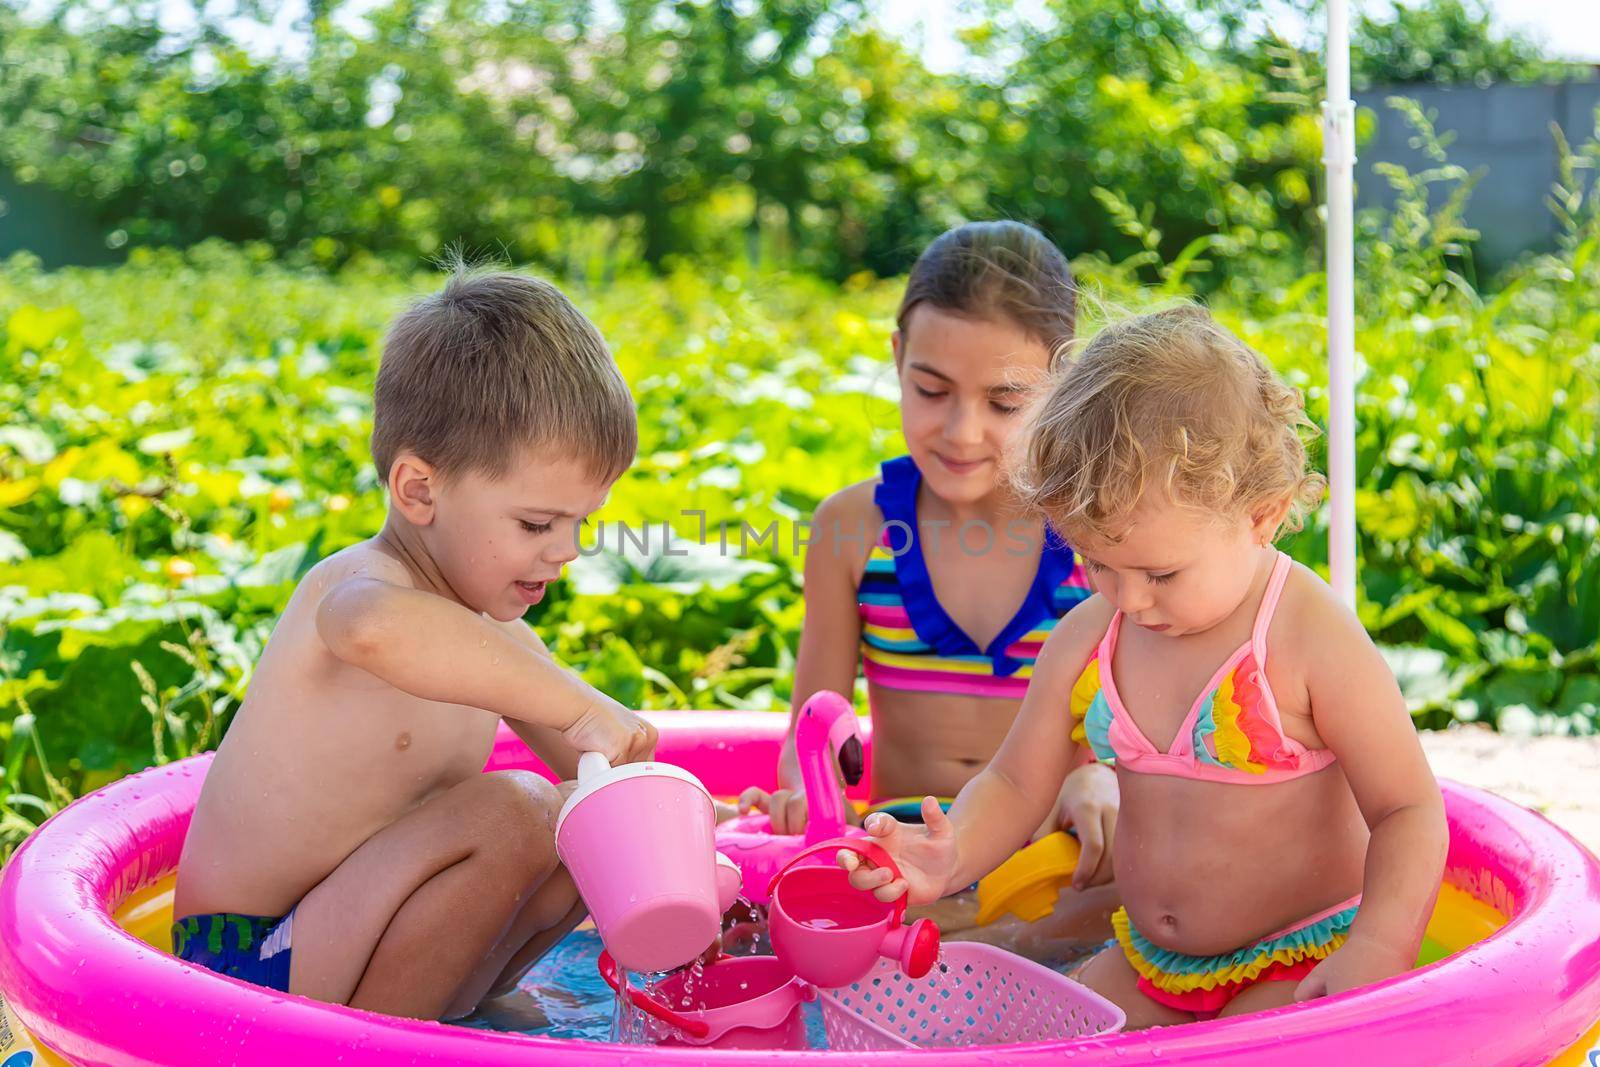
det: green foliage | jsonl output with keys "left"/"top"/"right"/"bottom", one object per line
{"left": 1351, "top": 0, "right": 1584, "bottom": 89}
{"left": 1341, "top": 102, "right": 1600, "bottom": 731}
{"left": 0, "top": 245, "right": 904, "bottom": 859}
{"left": 1, "top": 94, "right": 1598, "bottom": 863}
{"left": 956, "top": 0, "right": 1331, "bottom": 286}
{"left": 4, "top": 0, "right": 1587, "bottom": 280}
{"left": 0, "top": 0, "right": 954, "bottom": 276}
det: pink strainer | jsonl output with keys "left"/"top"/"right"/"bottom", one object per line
{"left": 816, "top": 941, "right": 1125, "bottom": 1050}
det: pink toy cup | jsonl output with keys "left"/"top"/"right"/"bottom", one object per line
{"left": 767, "top": 837, "right": 940, "bottom": 989}
{"left": 556, "top": 752, "right": 742, "bottom": 973}
{"left": 600, "top": 951, "right": 814, "bottom": 1049}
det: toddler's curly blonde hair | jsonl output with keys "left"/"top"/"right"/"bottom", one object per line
{"left": 1014, "top": 304, "right": 1325, "bottom": 546}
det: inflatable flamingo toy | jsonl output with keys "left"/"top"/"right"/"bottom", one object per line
{"left": 715, "top": 690, "right": 866, "bottom": 905}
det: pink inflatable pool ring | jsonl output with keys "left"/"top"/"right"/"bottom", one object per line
{"left": 2, "top": 711, "right": 1599, "bottom": 1066}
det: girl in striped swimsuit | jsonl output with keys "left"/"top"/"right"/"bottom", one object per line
{"left": 739, "top": 221, "right": 1119, "bottom": 901}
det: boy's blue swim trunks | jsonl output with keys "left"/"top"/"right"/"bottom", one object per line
{"left": 171, "top": 909, "right": 295, "bottom": 992}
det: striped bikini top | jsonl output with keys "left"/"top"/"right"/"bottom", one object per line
{"left": 856, "top": 456, "right": 1092, "bottom": 699}
{"left": 1068, "top": 551, "right": 1336, "bottom": 784}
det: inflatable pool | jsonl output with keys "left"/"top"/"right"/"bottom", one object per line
{"left": 2, "top": 711, "right": 1598, "bottom": 1066}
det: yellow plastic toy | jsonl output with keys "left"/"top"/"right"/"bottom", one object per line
{"left": 976, "top": 831, "right": 1082, "bottom": 925}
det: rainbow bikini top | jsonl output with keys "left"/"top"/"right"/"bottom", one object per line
{"left": 857, "top": 456, "right": 1092, "bottom": 699}
{"left": 1068, "top": 552, "right": 1336, "bottom": 784}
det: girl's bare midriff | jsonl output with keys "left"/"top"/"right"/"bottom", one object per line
{"left": 868, "top": 686, "right": 1023, "bottom": 799}
{"left": 839, "top": 477, "right": 1061, "bottom": 802}
{"left": 1101, "top": 560, "right": 1370, "bottom": 957}
{"left": 1115, "top": 763, "right": 1368, "bottom": 956}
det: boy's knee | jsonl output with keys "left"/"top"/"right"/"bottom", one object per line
{"left": 524, "top": 871, "right": 584, "bottom": 930}
{"left": 480, "top": 769, "right": 561, "bottom": 815}
{"left": 471, "top": 771, "right": 561, "bottom": 859}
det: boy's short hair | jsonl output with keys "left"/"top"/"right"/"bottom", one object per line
{"left": 372, "top": 266, "right": 636, "bottom": 485}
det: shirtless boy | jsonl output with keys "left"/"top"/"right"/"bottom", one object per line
{"left": 173, "top": 268, "right": 656, "bottom": 1020}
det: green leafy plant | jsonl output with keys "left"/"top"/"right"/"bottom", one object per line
{"left": 1, "top": 99, "right": 1597, "bottom": 862}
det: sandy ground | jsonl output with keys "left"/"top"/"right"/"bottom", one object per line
{"left": 1421, "top": 725, "right": 1600, "bottom": 854}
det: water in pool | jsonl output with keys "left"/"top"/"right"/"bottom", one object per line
{"left": 457, "top": 889, "right": 1108, "bottom": 1048}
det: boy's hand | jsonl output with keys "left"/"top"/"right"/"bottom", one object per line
{"left": 563, "top": 698, "right": 657, "bottom": 766}
{"left": 837, "top": 797, "right": 958, "bottom": 906}
{"left": 735, "top": 786, "right": 809, "bottom": 835}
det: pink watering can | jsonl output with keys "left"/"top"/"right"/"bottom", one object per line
{"left": 716, "top": 689, "right": 866, "bottom": 904}
{"left": 556, "top": 752, "right": 742, "bottom": 973}
{"left": 767, "top": 836, "right": 940, "bottom": 988}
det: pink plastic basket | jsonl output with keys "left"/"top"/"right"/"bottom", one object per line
{"left": 816, "top": 942, "right": 1125, "bottom": 1050}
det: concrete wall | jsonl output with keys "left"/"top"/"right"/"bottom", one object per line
{"left": 1354, "top": 81, "right": 1600, "bottom": 269}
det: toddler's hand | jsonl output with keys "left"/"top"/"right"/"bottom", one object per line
{"left": 1053, "top": 762, "right": 1119, "bottom": 889}
{"left": 1294, "top": 935, "right": 1413, "bottom": 1001}
{"left": 837, "top": 796, "right": 958, "bottom": 906}
{"left": 735, "top": 786, "right": 809, "bottom": 835}
{"left": 563, "top": 698, "right": 657, "bottom": 766}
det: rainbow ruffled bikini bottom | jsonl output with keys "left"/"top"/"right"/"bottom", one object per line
{"left": 1113, "top": 896, "right": 1360, "bottom": 1018}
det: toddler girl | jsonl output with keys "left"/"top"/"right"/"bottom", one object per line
{"left": 840, "top": 305, "right": 1447, "bottom": 1027}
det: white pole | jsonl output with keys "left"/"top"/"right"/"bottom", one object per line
{"left": 1324, "top": 0, "right": 1358, "bottom": 609}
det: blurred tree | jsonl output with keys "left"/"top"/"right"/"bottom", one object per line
{"left": 953, "top": 0, "right": 1325, "bottom": 279}
{"left": 488, "top": 0, "right": 870, "bottom": 267}
{"left": 0, "top": 0, "right": 1586, "bottom": 277}
{"left": 480, "top": 0, "right": 955, "bottom": 275}
{"left": 1350, "top": 0, "right": 1584, "bottom": 88}
{"left": 0, "top": 2, "right": 568, "bottom": 262}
